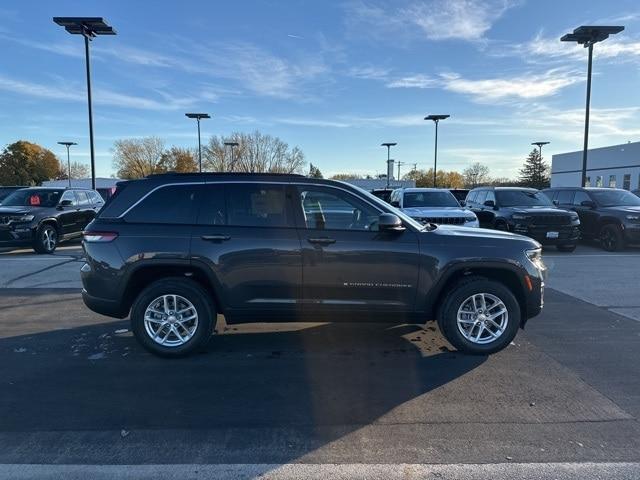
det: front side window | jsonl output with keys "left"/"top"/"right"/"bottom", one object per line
{"left": 496, "top": 190, "right": 553, "bottom": 207}
{"left": 60, "top": 190, "right": 77, "bottom": 206}
{"left": 466, "top": 191, "right": 477, "bottom": 203}
{"left": 124, "top": 185, "right": 197, "bottom": 224}
{"left": 226, "top": 184, "right": 289, "bottom": 228}
{"left": 573, "top": 191, "right": 591, "bottom": 206}
{"left": 402, "top": 191, "right": 460, "bottom": 208}
{"left": 556, "top": 190, "right": 574, "bottom": 205}
{"left": 299, "top": 188, "right": 380, "bottom": 231}
{"left": 75, "top": 191, "right": 90, "bottom": 206}
{"left": 485, "top": 191, "right": 496, "bottom": 204}
{"left": 475, "top": 191, "right": 487, "bottom": 205}
{"left": 1, "top": 189, "right": 63, "bottom": 208}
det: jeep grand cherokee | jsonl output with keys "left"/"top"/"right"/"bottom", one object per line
{"left": 80, "top": 173, "right": 546, "bottom": 357}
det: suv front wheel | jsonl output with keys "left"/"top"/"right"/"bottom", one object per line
{"left": 131, "top": 278, "right": 215, "bottom": 357}
{"left": 33, "top": 223, "right": 58, "bottom": 254}
{"left": 437, "top": 277, "right": 520, "bottom": 355}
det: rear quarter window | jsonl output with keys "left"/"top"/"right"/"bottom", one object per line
{"left": 124, "top": 184, "right": 198, "bottom": 224}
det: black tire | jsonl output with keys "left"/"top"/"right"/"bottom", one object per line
{"left": 437, "top": 277, "right": 521, "bottom": 355}
{"left": 556, "top": 244, "right": 576, "bottom": 253}
{"left": 130, "top": 277, "right": 215, "bottom": 358}
{"left": 494, "top": 220, "right": 509, "bottom": 232}
{"left": 599, "top": 224, "right": 625, "bottom": 252}
{"left": 32, "top": 223, "right": 58, "bottom": 254}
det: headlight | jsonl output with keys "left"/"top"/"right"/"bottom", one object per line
{"left": 526, "top": 248, "right": 544, "bottom": 269}
{"left": 512, "top": 214, "right": 530, "bottom": 221}
{"left": 570, "top": 214, "right": 579, "bottom": 221}
{"left": 626, "top": 215, "right": 640, "bottom": 222}
{"left": 464, "top": 216, "right": 477, "bottom": 222}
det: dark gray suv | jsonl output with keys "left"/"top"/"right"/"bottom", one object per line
{"left": 543, "top": 187, "right": 640, "bottom": 251}
{"left": 81, "top": 173, "right": 546, "bottom": 357}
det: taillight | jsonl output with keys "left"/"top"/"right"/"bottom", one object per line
{"left": 83, "top": 231, "right": 118, "bottom": 242}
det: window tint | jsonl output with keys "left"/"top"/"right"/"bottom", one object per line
{"left": 475, "top": 191, "right": 487, "bottom": 205}
{"left": 467, "top": 191, "right": 477, "bottom": 203}
{"left": 299, "top": 188, "right": 380, "bottom": 231}
{"left": 556, "top": 190, "right": 574, "bottom": 205}
{"left": 125, "top": 185, "right": 197, "bottom": 224}
{"left": 197, "top": 184, "right": 226, "bottom": 225}
{"left": 226, "top": 184, "right": 289, "bottom": 228}
{"left": 485, "top": 191, "right": 496, "bottom": 204}
{"left": 573, "top": 191, "right": 591, "bottom": 206}
{"left": 75, "top": 191, "right": 90, "bottom": 206}
{"left": 60, "top": 190, "right": 77, "bottom": 206}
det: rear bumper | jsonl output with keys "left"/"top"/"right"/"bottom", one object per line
{"left": 82, "top": 288, "right": 128, "bottom": 318}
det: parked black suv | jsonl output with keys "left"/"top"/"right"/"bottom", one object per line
{"left": 0, "top": 187, "right": 104, "bottom": 253}
{"left": 466, "top": 187, "right": 580, "bottom": 252}
{"left": 81, "top": 173, "right": 546, "bottom": 357}
{"left": 543, "top": 187, "right": 640, "bottom": 251}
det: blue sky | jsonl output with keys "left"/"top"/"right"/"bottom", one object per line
{"left": 1, "top": 0, "right": 639, "bottom": 179}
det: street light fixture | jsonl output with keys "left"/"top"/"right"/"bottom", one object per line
{"left": 561, "top": 25, "right": 624, "bottom": 187}
{"left": 425, "top": 114, "right": 450, "bottom": 187}
{"left": 381, "top": 142, "right": 397, "bottom": 188}
{"left": 53, "top": 17, "right": 116, "bottom": 190}
{"left": 224, "top": 142, "right": 239, "bottom": 171}
{"left": 185, "top": 113, "right": 211, "bottom": 172}
{"left": 57, "top": 141, "right": 78, "bottom": 188}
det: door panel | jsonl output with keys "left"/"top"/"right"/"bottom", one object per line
{"left": 57, "top": 190, "right": 80, "bottom": 235}
{"left": 295, "top": 186, "right": 420, "bottom": 314}
{"left": 190, "top": 183, "right": 302, "bottom": 313}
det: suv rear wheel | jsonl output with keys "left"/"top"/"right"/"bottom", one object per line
{"left": 599, "top": 224, "right": 624, "bottom": 252}
{"left": 437, "top": 277, "right": 520, "bottom": 355}
{"left": 33, "top": 223, "right": 58, "bottom": 254}
{"left": 131, "top": 277, "right": 215, "bottom": 357}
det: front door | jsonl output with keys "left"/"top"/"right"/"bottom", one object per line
{"left": 293, "top": 185, "right": 420, "bottom": 317}
{"left": 572, "top": 190, "right": 599, "bottom": 236}
{"left": 190, "top": 182, "right": 302, "bottom": 315}
{"left": 57, "top": 190, "right": 81, "bottom": 235}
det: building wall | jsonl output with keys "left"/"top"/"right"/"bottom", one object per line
{"left": 551, "top": 142, "right": 640, "bottom": 190}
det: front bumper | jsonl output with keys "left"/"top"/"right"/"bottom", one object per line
{"left": 512, "top": 224, "right": 580, "bottom": 245}
{"left": 622, "top": 224, "right": 640, "bottom": 244}
{"left": 0, "top": 225, "right": 35, "bottom": 247}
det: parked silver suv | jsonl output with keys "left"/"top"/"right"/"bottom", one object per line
{"left": 390, "top": 188, "right": 479, "bottom": 227}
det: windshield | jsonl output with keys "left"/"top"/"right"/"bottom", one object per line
{"left": 349, "top": 185, "right": 427, "bottom": 231}
{"left": 403, "top": 191, "right": 460, "bottom": 208}
{"left": 591, "top": 189, "right": 640, "bottom": 207}
{"left": 1, "top": 189, "right": 63, "bottom": 208}
{"left": 496, "top": 190, "right": 553, "bottom": 207}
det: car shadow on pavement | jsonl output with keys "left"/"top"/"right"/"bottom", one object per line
{"left": 0, "top": 317, "right": 486, "bottom": 463}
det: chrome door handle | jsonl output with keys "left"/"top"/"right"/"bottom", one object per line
{"left": 201, "top": 235, "right": 231, "bottom": 242}
{"left": 308, "top": 237, "right": 336, "bottom": 245}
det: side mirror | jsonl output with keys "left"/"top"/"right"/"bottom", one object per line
{"left": 552, "top": 199, "right": 559, "bottom": 206}
{"left": 378, "top": 213, "right": 405, "bottom": 232}
{"left": 459, "top": 200, "right": 466, "bottom": 207}
{"left": 58, "top": 199, "right": 73, "bottom": 209}
{"left": 390, "top": 200, "right": 400, "bottom": 207}
{"left": 581, "top": 200, "right": 596, "bottom": 209}
{"left": 484, "top": 200, "right": 495, "bottom": 208}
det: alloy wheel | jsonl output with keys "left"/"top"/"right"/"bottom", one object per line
{"left": 456, "top": 293, "right": 508, "bottom": 345}
{"left": 42, "top": 227, "right": 57, "bottom": 252}
{"left": 143, "top": 294, "right": 199, "bottom": 347}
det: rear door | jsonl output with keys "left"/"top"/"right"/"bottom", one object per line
{"left": 293, "top": 184, "right": 420, "bottom": 316}
{"left": 74, "top": 191, "right": 94, "bottom": 232}
{"left": 190, "top": 182, "right": 303, "bottom": 314}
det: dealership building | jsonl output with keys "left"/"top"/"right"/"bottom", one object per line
{"left": 551, "top": 141, "right": 640, "bottom": 190}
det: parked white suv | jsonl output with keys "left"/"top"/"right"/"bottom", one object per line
{"left": 390, "top": 188, "right": 479, "bottom": 227}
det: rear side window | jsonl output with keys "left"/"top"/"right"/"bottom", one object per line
{"left": 197, "top": 184, "right": 226, "bottom": 225}
{"left": 226, "top": 184, "right": 290, "bottom": 228}
{"left": 89, "top": 191, "right": 103, "bottom": 204}
{"left": 124, "top": 185, "right": 197, "bottom": 224}
{"left": 556, "top": 190, "right": 574, "bottom": 205}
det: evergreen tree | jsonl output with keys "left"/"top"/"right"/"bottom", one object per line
{"left": 518, "top": 149, "right": 550, "bottom": 189}
{"left": 308, "top": 163, "right": 323, "bottom": 178}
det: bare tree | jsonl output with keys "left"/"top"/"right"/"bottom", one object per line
{"left": 113, "top": 137, "right": 166, "bottom": 179}
{"left": 58, "top": 161, "right": 90, "bottom": 180}
{"left": 203, "top": 131, "right": 305, "bottom": 174}
{"left": 462, "top": 162, "right": 491, "bottom": 188}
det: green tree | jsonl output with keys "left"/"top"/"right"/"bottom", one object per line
{"left": 112, "top": 137, "right": 166, "bottom": 179}
{"left": 0, "top": 140, "right": 63, "bottom": 185}
{"left": 518, "top": 149, "right": 550, "bottom": 189}
{"left": 308, "top": 163, "right": 323, "bottom": 178}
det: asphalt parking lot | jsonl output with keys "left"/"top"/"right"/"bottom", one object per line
{"left": 0, "top": 242, "right": 639, "bottom": 478}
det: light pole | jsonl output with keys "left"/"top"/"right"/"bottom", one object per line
{"left": 561, "top": 25, "right": 624, "bottom": 187}
{"left": 185, "top": 113, "right": 211, "bottom": 172}
{"left": 396, "top": 161, "right": 406, "bottom": 181}
{"left": 425, "top": 114, "right": 449, "bottom": 187}
{"left": 381, "top": 142, "right": 397, "bottom": 188}
{"left": 57, "top": 141, "right": 78, "bottom": 187}
{"left": 224, "top": 141, "right": 239, "bottom": 171}
{"left": 53, "top": 17, "right": 116, "bottom": 191}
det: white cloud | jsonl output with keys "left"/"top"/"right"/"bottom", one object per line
{"left": 387, "top": 74, "right": 437, "bottom": 89}
{"left": 403, "top": 0, "right": 518, "bottom": 41}
{"left": 344, "top": 0, "right": 520, "bottom": 42}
